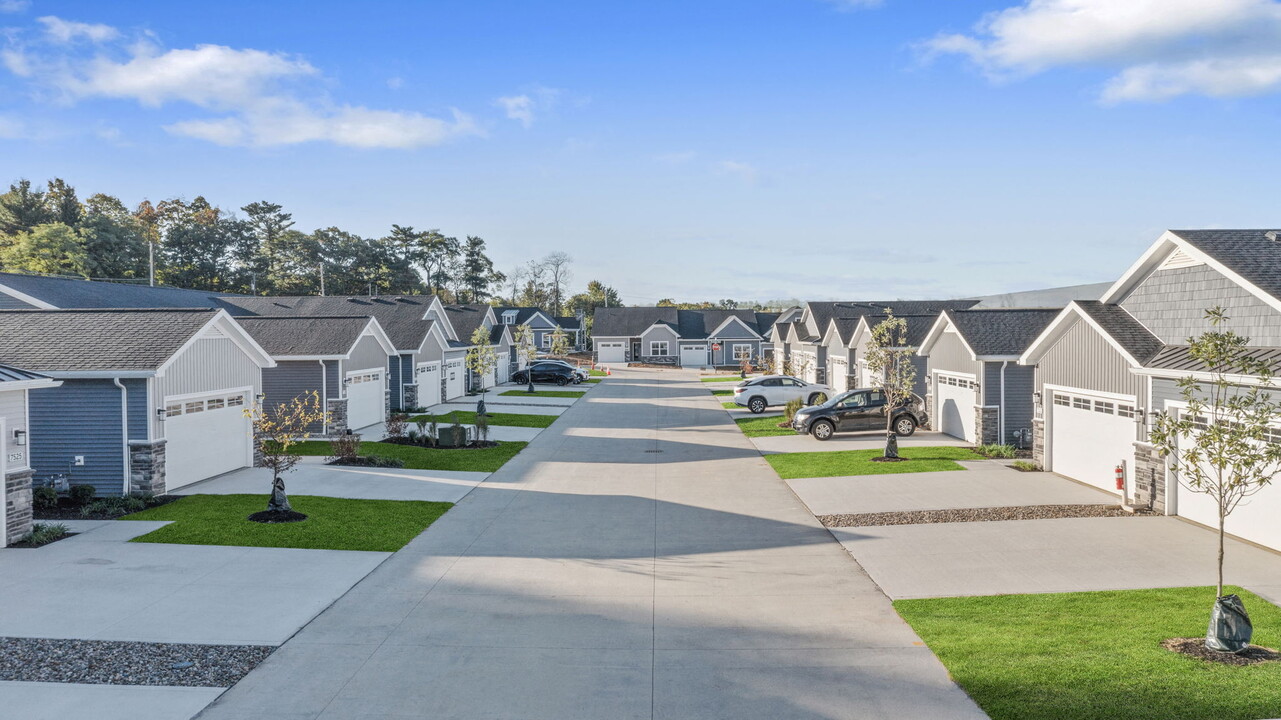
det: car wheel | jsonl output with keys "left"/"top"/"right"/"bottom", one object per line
{"left": 748, "top": 396, "right": 767, "bottom": 414}
{"left": 811, "top": 420, "right": 835, "bottom": 441}
{"left": 894, "top": 416, "right": 917, "bottom": 437}
{"left": 557, "top": 377, "right": 568, "bottom": 386}
{"left": 808, "top": 392, "right": 827, "bottom": 405}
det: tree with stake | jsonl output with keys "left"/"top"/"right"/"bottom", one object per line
{"left": 512, "top": 323, "right": 538, "bottom": 393}
{"left": 864, "top": 311, "right": 917, "bottom": 460}
{"left": 1150, "top": 307, "right": 1281, "bottom": 653}
{"left": 243, "top": 391, "right": 328, "bottom": 521}
{"left": 549, "top": 327, "right": 570, "bottom": 358}
{"left": 465, "top": 325, "right": 497, "bottom": 417}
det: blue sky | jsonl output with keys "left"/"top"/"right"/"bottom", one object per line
{"left": 3, "top": 0, "right": 1281, "bottom": 304}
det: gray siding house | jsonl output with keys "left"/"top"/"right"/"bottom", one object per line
{"left": 0, "top": 309, "right": 274, "bottom": 497}
{"left": 1, "top": 365, "right": 61, "bottom": 546}
{"left": 918, "top": 309, "right": 1059, "bottom": 445}
{"left": 592, "top": 307, "right": 777, "bottom": 367}
{"left": 494, "top": 307, "right": 583, "bottom": 352}
{"left": 1019, "top": 229, "right": 1281, "bottom": 552}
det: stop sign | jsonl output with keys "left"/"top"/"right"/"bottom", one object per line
{"left": 712, "top": 343, "right": 721, "bottom": 351}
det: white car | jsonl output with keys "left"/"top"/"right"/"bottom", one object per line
{"left": 732, "top": 375, "right": 831, "bottom": 414}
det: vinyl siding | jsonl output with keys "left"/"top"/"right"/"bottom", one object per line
{"left": 323, "top": 360, "right": 339, "bottom": 401}
{"left": 263, "top": 361, "right": 326, "bottom": 434}
{"left": 640, "top": 325, "right": 678, "bottom": 345}
{"left": 125, "top": 378, "right": 147, "bottom": 441}
{"left": 984, "top": 362, "right": 1036, "bottom": 439}
{"left": 710, "top": 321, "right": 758, "bottom": 339}
{"left": 1034, "top": 318, "right": 1145, "bottom": 400}
{"left": 388, "top": 354, "right": 402, "bottom": 408}
{"left": 156, "top": 337, "right": 262, "bottom": 401}
{"left": 1150, "top": 377, "right": 1274, "bottom": 409}
{"left": 1120, "top": 264, "right": 1281, "bottom": 345}
{"left": 927, "top": 330, "right": 981, "bottom": 378}
{"left": 28, "top": 380, "right": 126, "bottom": 496}
{"left": 347, "top": 333, "right": 389, "bottom": 374}
{"left": 0, "top": 388, "right": 29, "bottom": 470}
{"left": 710, "top": 340, "right": 760, "bottom": 366}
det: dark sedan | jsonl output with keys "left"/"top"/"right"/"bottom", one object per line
{"left": 791, "top": 389, "right": 924, "bottom": 441}
{"left": 513, "top": 362, "right": 580, "bottom": 386}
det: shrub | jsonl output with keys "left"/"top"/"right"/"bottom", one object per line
{"left": 975, "top": 443, "right": 1017, "bottom": 459}
{"left": 80, "top": 496, "right": 146, "bottom": 517}
{"left": 329, "top": 433, "right": 361, "bottom": 461}
{"left": 1012, "top": 460, "right": 1041, "bottom": 472}
{"left": 427, "top": 414, "right": 439, "bottom": 447}
{"left": 32, "top": 486, "right": 57, "bottom": 510}
{"left": 68, "top": 484, "right": 96, "bottom": 506}
{"left": 24, "top": 522, "right": 69, "bottom": 547}
{"left": 363, "top": 455, "right": 406, "bottom": 468}
{"left": 476, "top": 412, "right": 490, "bottom": 443}
{"left": 784, "top": 398, "right": 804, "bottom": 422}
{"left": 385, "top": 413, "right": 409, "bottom": 439}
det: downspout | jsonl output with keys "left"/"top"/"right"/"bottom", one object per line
{"left": 319, "top": 360, "right": 328, "bottom": 435}
{"left": 113, "top": 378, "right": 129, "bottom": 495}
{"left": 999, "top": 361, "right": 1008, "bottom": 445}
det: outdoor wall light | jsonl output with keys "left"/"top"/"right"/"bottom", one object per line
{"left": 1033, "top": 391, "right": 1042, "bottom": 405}
{"left": 156, "top": 408, "right": 167, "bottom": 422}
{"left": 13, "top": 429, "right": 26, "bottom": 446}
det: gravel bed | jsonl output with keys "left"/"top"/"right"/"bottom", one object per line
{"left": 0, "top": 637, "right": 273, "bottom": 687}
{"left": 819, "top": 504, "right": 1141, "bottom": 528}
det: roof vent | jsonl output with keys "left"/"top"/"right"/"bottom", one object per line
{"left": 1267, "top": 230, "right": 1279, "bottom": 242}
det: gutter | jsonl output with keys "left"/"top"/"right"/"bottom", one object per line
{"left": 113, "top": 377, "right": 129, "bottom": 495}
{"left": 999, "top": 361, "right": 1008, "bottom": 445}
{"left": 319, "top": 360, "right": 328, "bottom": 435}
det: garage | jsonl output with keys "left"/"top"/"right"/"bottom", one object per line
{"left": 935, "top": 372, "right": 977, "bottom": 441}
{"left": 416, "top": 361, "right": 441, "bottom": 407}
{"left": 1048, "top": 388, "right": 1137, "bottom": 494}
{"left": 445, "top": 358, "right": 466, "bottom": 400}
{"left": 496, "top": 353, "right": 510, "bottom": 384}
{"left": 345, "top": 369, "right": 385, "bottom": 430}
{"left": 680, "top": 344, "right": 708, "bottom": 368}
{"left": 597, "top": 342, "right": 625, "bottom": 363}
{"left": 163, "top": 390, "right": 252, "bottom": 490}
{"left": 829, "top": 358, "right": 848, "bottom": 392}
{"left": 1171, "top": 414, "right": 1281, "bottom": 551}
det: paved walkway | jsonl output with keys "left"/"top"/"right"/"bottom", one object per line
{"left": 177, "top": 462, "right": 489, "bottom": 503}
{"left": 751, "top": 430, "right": 971, "bottom": 455}
{"left": 199, "top": 368, "right": 984, "bottom": 720}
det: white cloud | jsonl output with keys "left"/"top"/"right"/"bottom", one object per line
{"left": 717, "top": 160, "right": 759, "bottom": 184}
{"left": 924, "top": 0, "right": 1281, "bottom": 101}
{"left": 38, "top": 16, "right": 120, "bottom": 43}
{"left": 0, "top": 114, "right": 24, "bottom": 138}
{"left": 1, "top": 19, "right": 480, "bottom": 148}
{"left": 0, "top": 0, "right": 30, "bottom": 13}
{"left": 495, "top": 85, "right": 563, "bottom": 127}
{"left": 386, "top": 76, "right": 403, "bottom": 90}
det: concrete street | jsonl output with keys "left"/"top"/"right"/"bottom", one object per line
{"left": 199, "top": 368, "right": 985, "bottom": 720}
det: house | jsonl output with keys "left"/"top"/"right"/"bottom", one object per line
{"left": 591, "top": 307, "right": 778, "bottom": 367}
{"left": 1019, "top": 229, "right": 1281, "bottom": 551}
{"left": 766, "top": 307, "right": 803, "bottom": 367}
{"left": 0, "top": 309, "right": 275, "bottom": 496}
{"left": 234, "top": 316, "right": 396, "bottom": 434}
{"left": 493, "top": 306, "right": 583, "bottom": 352}
{"left": 1, "top": 365, "right": 61, "bottom": 547}
{"left": 918, "top": 309, "right": 1061, "bottom": 444}
{"left": 219, "top": 295, "right": 450, "bottom": 412}
{"left": 0, "top": 270, "right": 240, "bottom": 310}
{"left": 841, "top": 313, "right": 940, "bottom": 397}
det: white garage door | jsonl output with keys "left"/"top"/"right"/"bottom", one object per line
{"left": 346, "top": 369, "right": 385, "bottom": 430}
{"left": 829, "top": 358, "right": 848, "bottom": 393}
{"left": 680, "top": 344, "right": 708, "bottom": 368}
{"left": 597, "top": 342, "right": 625, "bottom": 363}
{"left": 1048, "top": 389, "right": 1137, "bottom": 494}
{"left": 445, "top": 359, "right": 466, "bottom": 400}
{"left": 496, "top": 353, "right": 510, "bottom": 384}
{"left": 1172, "top": 415, "right": 1281, "bottom": 551}
{"left": 416, "top": 362, "right": 441, "bottom": 407}
{"left": 164, "top": 391, "right": 251, "bottom": 490}
{"left": 935, "top": 373, "right": 978, "bottom": 442}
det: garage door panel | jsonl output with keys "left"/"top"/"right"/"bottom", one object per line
{"left": 936, "top": 373, "right": 977, "bottom": 442}
{"left": 1175, "top": 423, "right": 1281, "bottom": 552}
{"left": 1049, "top": 390, "right": 1136, "bottom": 494}
{"left": 346, "top": 370, "right": 385, "bottom": 430}
{"left": 416, "top": 363, "right": 441, "bottom": 407}
{"left": 680, "top": 345, "right": 707, "bottom": 367}
{"left": 164, "top": 391, "right": 251, "bottom": 491}
{"left": 597, "top": 343, "right": 625, "bottom": 363}
{"left": 445, "top": 360, "right": 465, "bottom": 400}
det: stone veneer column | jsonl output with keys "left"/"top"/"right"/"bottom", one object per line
{"left": 129, "top": 440, "right": 167, "bottom": 495}
{"left": 974, "top": 406, "right": 1001, "bottom": 445}
{"left": 326, "top": 397, "right": 349, "bottom": 436}
{"left": 1132, "top": 442, "right": 1167, "bottom": 513}
{"left": 1032, "top": 418, "right": 1046, "bottom": 468}
{"left": 402, "top": 383, "right": 418, "bottom": 411}
{"left": 5, "top": 469, "right": 34, "bottom": 545}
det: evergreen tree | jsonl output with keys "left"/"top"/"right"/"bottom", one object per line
{"left": 0, "top": 180, "right": 53, "bottom": 236}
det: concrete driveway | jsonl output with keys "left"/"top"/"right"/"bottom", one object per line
{"left": 175, "top": 461, "right": 487, "bottom": 503}
{"left": 199, "top": 367, "right": 985, "bottom": 720}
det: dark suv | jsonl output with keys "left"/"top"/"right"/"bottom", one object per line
{"left": 513, "top": 362, "right": 579, "bottom": 386}
{"left": 791, "top": 389, "right": 924, "bottom": 441}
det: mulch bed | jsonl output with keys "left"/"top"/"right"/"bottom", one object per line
{"left": 819, "top": 504, "right": 1143, "bottom": 528}
{"left": 1162, "top": 638, "right": 1281, "bottom": 666}
{"left": 34, "top": 495, "right": 180, "bottom": 521}
{"left": 0, "top": 637, "right": 273, "bottom": 687}
{"left": 381, "top": 438, "right": 499, "bottom": 450}
{"left": 5, "top": 529, "right": 75, "bottom": 549}
{"left": 247, "top": 509, "right": 308, "bottom": 523}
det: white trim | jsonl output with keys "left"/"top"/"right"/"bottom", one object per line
{"left": 0, "top": 282, "right": 58, "bottom": 309}
{"left": 1041, "top": 383, "right": 1137, "bottom": 477}
{"left": 345, "top": 318, "right": 397, "bottom": 356}
{"left": 649, "top": 340, "right": 670, "bottom": 356}
{"left": 0, "top": 377, "right": 61, "bottom": 392}
{"left": 1018, "top": 302, "right": 1145, "bottom": 367}
{"left": 1101, "top": 231, "right": 1281, "bottom": 314}
{"left": 706, "top": 314, "right": 762, "bottom": 341}
{"left": 0, "top": 415, "right": 7, "bottom": 547}
{"left": 161, "top": 386, "right": 254, "bottom": 405}
{"left": 156, "top": 310, "right": 276, "bottom": 376}
{"left": 1042, "top": 383, "right": 1137, "bottom": 404}
{"left": 917, "top": 311, "right": 979, "bottom": 360}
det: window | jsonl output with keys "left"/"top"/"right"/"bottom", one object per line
{"left": 542, "top": 334, "right": 551, "bottom": 348}
{"left": 185, "top": 401, "right": 205, "bottom": 414}
{"left": 732, "top": 344, "right": 752, "bottom": 360}
{"left": 503, "top": 310, "right": 517, "bottom": 325}
{"left": 761, "top": 378, "right": 783, "bottom": 387}
{"left": 1072, "top": 397, "right": 1090, "bottom": 410}
{"left": 1117, "top": 404, "right": 1135, "bottom": 418}
{"left": 650, "top": 341, "right": 669, "bottom": 356}
{"left": 207, "top": 398, "right": 226, "bottom": 411}
{"left": 1053, "top": 393, "right": 1070, "bottom": 407}
{"left": 868, "top": 391, "right": 886, "bottom": 406}
{"left": 166, "top": 403, "right": 183, "bottom": 417}
{"left": 1093, "top": 400, "right": 1114, "bottom": 415}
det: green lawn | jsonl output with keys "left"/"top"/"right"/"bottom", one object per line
{"left": 765, "top": 446, "right": 983, "bottom": 479}
{"left": 896, "top": 587, "right": 1281, "bottom": 720}
{"left": 409, "top": 410, "right": 556, "bottom": 428}
{"left": 123, "top": 494, "right": 450, "bottom": 552}
{"left": 710, "top": 389, "right": 735, "bottom": 397}
{"left": 701, "top": 376, "right": 747, "bottom": 382}
{"left": 583, "top": 378, "right": 602, "bottom": 384}
{"left": 722, "top": 401, "right": 740, "bottom": 409}
{"left": 499, "top": 389, "right": 585, "bottom": 399}
{"left": 589, "top": 369, "right": 608, "bottom": 377}
{"left": 294, "top": 440, "right": 528, "bottom": 472}
{"left": 736, "top": 415, "right": 795, "bottom": 437}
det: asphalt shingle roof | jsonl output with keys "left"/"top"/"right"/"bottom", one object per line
{"left": 860, "top": 313, "right": 943, "bottom": 348}
{"left": 0, "top": 271, "right": 241, "bottom": 309}
{"left": 807, "top": 300, "right": 980, "bottom": 331}
{"left": 442, "top": 304, "right": 492, "bottom": 344}
{"left": 1170, "top": 229, "right": 1281, "bottom": 303}
{"left": 0, "top": 309, "right": 217, "bottom": 371}
{"left": 945, "top": 308, "right": 1062, "bottom": 357}
{"left": 592, "top": 307, "right": 679, "bottom": 337}
{"left": 1073, "top": 301, "right": 1165, "bottom": 365}
{"left": 220, "top": 295, "right": 435, "bottom": 351}
{"left": 234, "top": 316, "right": 371, "bottom": 357}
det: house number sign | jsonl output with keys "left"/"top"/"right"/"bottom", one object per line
{"left": 6, "top": 452, "right": 22, "bottom": 463}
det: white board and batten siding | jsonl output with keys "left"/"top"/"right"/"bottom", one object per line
{"left": 0, "top": 389, "right": 29, "bottom": 473}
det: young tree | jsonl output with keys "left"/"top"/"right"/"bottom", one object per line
{"left": 243, "top": 391, "right": 329, "bottom": 518}
{"left": 548, "top": 327, "right": 570, "bottom": 357}
{"left": 465, "top": 324, "right": 498, "bottom": 414}
{"left": 0, "top": 223, "right": 90, "bottom": 276}
{"left": 544, "top": 251, "right": 573, "bottom": 315}
{"left": 1150, "top": 307, "right": 1281, "bottom": 650}
{"left": 864, "top": 311, "right": 918, "bottom": 459}
{"left": 512, "top": 323, "right": 538, "bottom": 393}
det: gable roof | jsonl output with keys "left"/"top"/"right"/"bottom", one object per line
{"left": 1102, "top": 229, "right": 1281, "bottom": 312}
{"left": 1019, "top": 301, "right": 1165, "bottom": 367}
{"left": 235, "top": 316, "right": 381, "bottom": 358}
{"left": 441, "top": 304, "right": 494, "bottom": 344}
{"left": 0, "top": 309, "right": 224, "bottom": 373}
{"left": 943, "top": 309, "right": 1062, "bottom": 358}
{"left": 853, "top": 313, "right": 943, "bottom": 349}
{"left": 219, "top": 295, "right": 437, "bottom": 352}
{"left": 493, "top": 306, "right": 563, "bottom": 328}
{"left": 0, "top": 271, "right": 242, "bottom": 310}
{"left": 555, "top": 316, "right": 582, "bottom": 330}
{"left": 593, "top": 307, "right": 679, "bottom": 337}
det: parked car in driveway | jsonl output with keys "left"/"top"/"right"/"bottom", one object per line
{"left": 791, "top": 389, "right": 925, "bottom": 440}
{"left": 536, "top": 358, "right": 588, "bottom": 381}
{"left": 732, "top": 375, "right": 830, "bottom": 414}
{"left": 513, "top": 362, "right": 580, "bottom": 386}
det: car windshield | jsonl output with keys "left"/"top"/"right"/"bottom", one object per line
{"left": 821, "top": 391, "right": 859, "bottom": 408}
